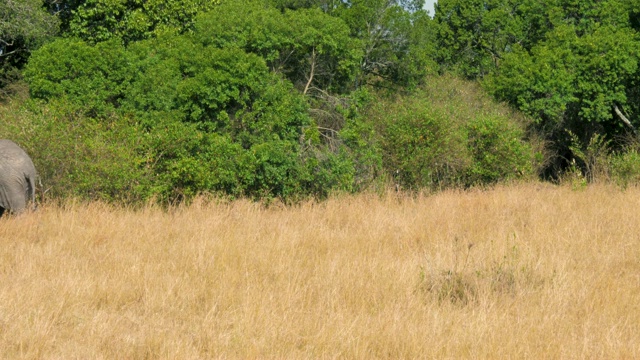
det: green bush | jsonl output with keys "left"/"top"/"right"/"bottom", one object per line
{"left": 194, "top": 4, "right": 362, "bottom": 94}
{"left": 24, "top": 38, "right": 131, "bottom": 117}
{"left": 63, "top": 0, "right": 218, "bottom": 44}
{"left": 368, "top": 75, "right": 539, "bottom": 190}
{"left": 373, "top": 96, "right": 470, "bottom": 189}
{"left": 22, "top": 33, "right": 370, "bottom": 203}
{"left": 0, "top": 98, "right": 151, "bottom": 203}
{"left": 610, "top": 149, "right": 640, "bottom": 188}
{"left": 465, "top": 115, "right": 533, "bottom": 185}
{"left": 337, "top": 110, "right": 384, "bottom": 191}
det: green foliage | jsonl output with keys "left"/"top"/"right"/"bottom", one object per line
{"left": 122, "top": 36, "right": 298, "bottom": 133}
{"left": 434, "top": 0, "right": 537, "bottom": 79}
{"left": 62, "top": 0, "right": 218, "bottom": 43}
{"left": 337, "top": 107, "right": 383, "bottom": 190}
{"left": 0, "top": 0, "right": 58, "bottom": 51}
{"left": 265, "top": 0, "right": 437, "bottom": 87}
{"left": 13, "top": 0, "right": 573, "bottom": 204}
{"left": 434, "top": 0, "right": 635, "bottom": 80}
{"left": 146, "top": 125, "right": 255, "bottom": 201}
{"left": 402, "top": 9, "right": 439, "bottom": 85}
{"left": 24, "top": 38, "right": 131, "bottom": 116}
{"left": 466, "top": 115, "right": 533, "bottom": 184}
{"left": 121, "top": 35, "right": 331, "bottom": 201}
{"left": 369, "top": 75, "right": 537, "bottom": 190}
{"left": 567, "top": 131, "right": 612, "bottom": 183}
{"left": 475, "top": 0, "right": 640, "bottom": 176}
{"left": 0, "top": 0, "right": 58, "bottom": 95}
{"left": 610, "top": 149, "right": 640, "bottom": 188}
{"left": 435, "top": 0, "right": 640, "bottom": 140}
{"left": 563, "top": 134, "right": 640, "bottom": 189}
{"left": 24, "top": 29, "right": 371, "bottom": 202}
{"left": 335, "top": 0, "right": 435, "bottom": 87}
{"left": 194, "top": 2, "right": 362, "bottom": 94}
{"left": 374, "top": 95, "right": 469, "bottom": 189}
{"left": 0, "top": 98, "right": 151, "bottom": 203}
{"left": 487, "top": 23, "right": 640, "bottom": 131}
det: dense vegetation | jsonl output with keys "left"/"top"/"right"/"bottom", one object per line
{"left": 1, "top": 0, "right": 640, "bottom": 204}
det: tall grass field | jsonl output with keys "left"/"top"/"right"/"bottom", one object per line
{"left": 1, "top": 183, "right": 639, "bottom": 358}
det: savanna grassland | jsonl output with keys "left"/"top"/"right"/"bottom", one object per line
{"left": 1, "top": 183, "right": 639, "bottom": 359}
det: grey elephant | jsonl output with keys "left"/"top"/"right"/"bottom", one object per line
{"left": 0, "top": 140, "right": 37, "bottom": 216}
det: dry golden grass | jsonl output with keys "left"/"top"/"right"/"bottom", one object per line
{"left": 1, "top": 183, "right": 639, "bottom": 359}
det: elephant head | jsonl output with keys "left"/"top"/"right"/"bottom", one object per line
{"left": 0, "top": 140, "right": 37, "bottom": 216}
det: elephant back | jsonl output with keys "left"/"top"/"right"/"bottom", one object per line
{"left": 0, "top": 140, "right": 37, "bottom": 214}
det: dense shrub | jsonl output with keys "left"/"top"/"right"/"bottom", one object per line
{"left": 0, "top": 99, "right": 150, "bottom": 203}
{"left": 63, "top": 0, "right": 218, "bottom": 44}
{"left": 24, "top": 38, "right": 131, "bottom": 116}
{"left": 373, "top": 96, "right": 470, "bottom": 189}
{"left": 22, "top": 33, "right": 374, "bottom": 203}
{"left": 465, "top": 115, "right": 533, "bottom": 184}
{"left": 610, "top": 149, "right": 640, "bottom": 188}
{"left": 337, "top": 106, "right": 384, "bottom": 191}
{"left": 193, "top": 3, "right": 362, "bottom": 94}
{"left": 0, "top": 0, "right": 59, "bottom": 97}
{"left": 368, "top": 75, "right": 540, "bottom": 190}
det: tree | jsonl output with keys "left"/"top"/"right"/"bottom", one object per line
{"left": 60, "top": 0, "right": 218, "bottom": 43}
{"left": 484, "top": 0, "right": 640, "bottom": 175}
{"left": 368, "top": 75, "right": 535, "bottom": 189}
{"left": 487, "top": 1, "right": 640, "bottom": 128}
{"left": 335, "top": 0, "right": 435, "bottom": 87}
{"left": 434, "top": 0, "right": 541, "bottom": 79}
{"left": 0, "top": 0, "right": 58, "bottom": 93}
{"left": 24, "top": 31, "right": 371, "bottom": 201}
{"left": 193, "top": 2, "right": 362, "bottom": 95}
{"left": 265, "top": 0, "right": 437, "bottom": 87}
{"left": 193, "top": 1, "right": 375, "bottom": 173}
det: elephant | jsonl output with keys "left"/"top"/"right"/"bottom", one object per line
{"left": 0, "top": 140, "right": 37, "bottom": 217}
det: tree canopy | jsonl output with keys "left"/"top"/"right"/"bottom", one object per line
{"left": 434, "top": 0, "right": 640, "bottom": 171}
{"left": 0, "top": 0, "right": 58, "bottom": 92}
{"left": 2, "top": 0, "right": 640, "bottom": 202}
{"left": 61, "top": 0, "right": 219, "bottom": 43}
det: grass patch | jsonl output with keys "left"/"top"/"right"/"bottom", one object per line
{"left": 0, "top": 183, "right": 639, "bottom": 358}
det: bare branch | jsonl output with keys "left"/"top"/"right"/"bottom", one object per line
{"left": 303, "top": 47, "right": 316, "bottom": 96}
{"left": 0, "top": 49, "right": 20, "bottom": 57}
{"left": 317, "top": 126, "right": 339, "bottom": 135}
{"left": 614, "top": 104, "right": 636, "bottom": 134}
